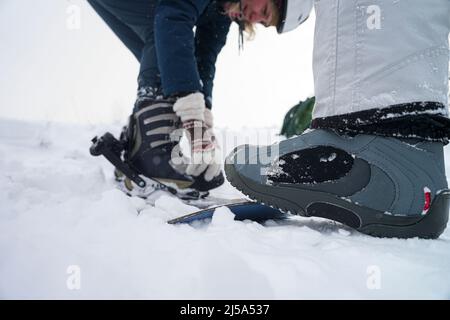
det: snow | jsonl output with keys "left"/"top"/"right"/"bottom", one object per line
{"left": 0, "top": 0, "right": 449, "bottom": 300}
{"left": 1, "top": 118, "right": 450, "bottom": 299}
{"left": 267, "top": 159, "right": 287, "bottom": 180}
{"left": 320, "top": 152, "right": 337, "bottom": 162}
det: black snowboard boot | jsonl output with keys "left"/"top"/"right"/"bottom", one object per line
{"left": 125, "top": 97, "right": 223, "bottom": 187}
{"left": 102, "top": 87, "right": 224, "bottom": 198}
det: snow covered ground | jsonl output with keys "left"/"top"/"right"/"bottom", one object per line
{"left": 1, "top": 118, "right": 450, "bottom": 299}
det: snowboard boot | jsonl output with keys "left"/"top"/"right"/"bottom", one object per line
{"left": 225, "top": 129, "right": 450, "bottom": 239}
{"left": 91, "top": 87, "right": 224, "bottom": 199}
{"left": 121, "top": 95, "right": 224, "bottom": 194}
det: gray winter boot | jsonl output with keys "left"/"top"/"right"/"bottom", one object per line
{"left": 225, "top": 129, "right": 449, "bottom": 239}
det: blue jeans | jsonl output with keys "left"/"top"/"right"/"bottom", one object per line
{"left": 88, "top": 0, "right": 161, "bottom": 91}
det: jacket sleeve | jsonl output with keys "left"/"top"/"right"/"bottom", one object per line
{"left": 194, "top": 3, "right": 231, "bottom": 107}
{"left": 154, "top": 0, "right": 210, "bottom": 97}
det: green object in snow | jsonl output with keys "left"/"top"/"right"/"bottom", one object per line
{"left": 280, "top": 97, "right": 315, "bottom": 138}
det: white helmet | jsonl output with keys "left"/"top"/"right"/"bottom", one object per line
{"left": 277, "top": 0, "right": 314, "bottom": 34}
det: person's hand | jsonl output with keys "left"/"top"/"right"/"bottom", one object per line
{"left": 171, "top": 93, "right": 222, "bottom": 181}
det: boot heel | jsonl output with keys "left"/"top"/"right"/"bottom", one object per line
{"left": 360, "top": 190, "right": 450, "bottom": 239}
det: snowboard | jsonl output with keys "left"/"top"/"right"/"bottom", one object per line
{"left": 168, "top": 201, "right": 289, "bottom": 224}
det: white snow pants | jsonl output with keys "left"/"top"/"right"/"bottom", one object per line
{"left": 309, "top": 0, "right": 450, "bottom": 123}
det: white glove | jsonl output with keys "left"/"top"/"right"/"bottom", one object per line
{"left": 170, "top": 101, "right": 222, "bottom": 182}
{"left": 172, "top": 92, "right": 205, "bottom": 122}
{"left": 184, "top": 113, "right": 222, "bottom": 181}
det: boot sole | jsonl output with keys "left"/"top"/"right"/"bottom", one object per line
{"left": 225, "top": 163, "right": 449, "bottom": 239}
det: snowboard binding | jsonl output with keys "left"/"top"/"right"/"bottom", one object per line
{"left": 91, "top": 132, "right": 146, "bottom": 188}
{"left": 90, "top": 132, "right": 209, "bottom": 201}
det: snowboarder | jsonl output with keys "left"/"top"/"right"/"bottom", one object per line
{"left": 88, "top": 0, "right": 283, "bottom": 198}
{"left": 225, "top": 0, "right": 450, "bottom": 238}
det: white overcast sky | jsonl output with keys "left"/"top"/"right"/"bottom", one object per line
{"left": 0, "top": 0, "right": 315, "bottom": 129}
